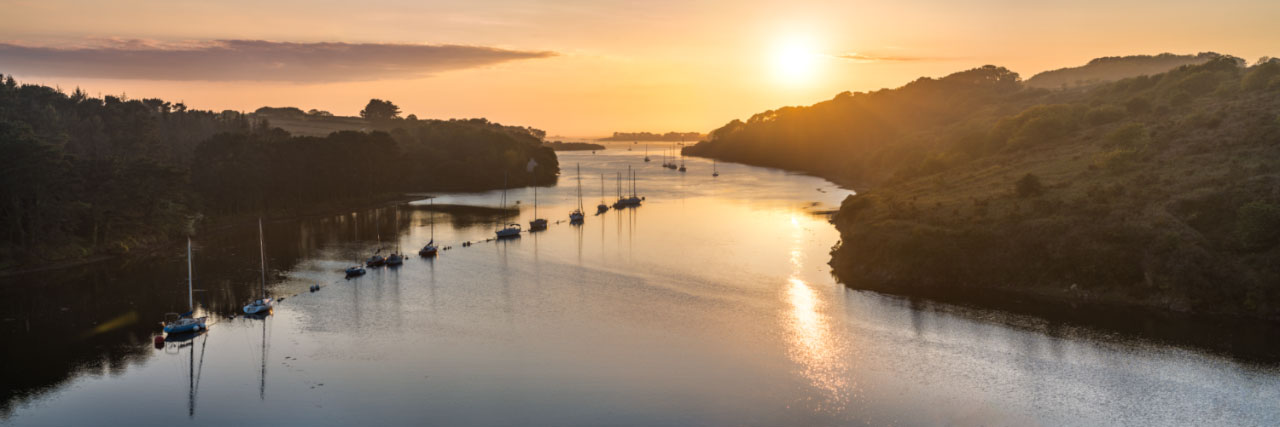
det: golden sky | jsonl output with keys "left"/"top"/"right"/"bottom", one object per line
{"left": 2, "top": 0, "right": 1277, "bottom": 137}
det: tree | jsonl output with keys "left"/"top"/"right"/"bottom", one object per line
{"left": 360, "top": 99, "right": 401, "bottom": 122}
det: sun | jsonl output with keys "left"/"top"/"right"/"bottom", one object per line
{"left": 772, "top": 37, "right": 819, "bottom": 84}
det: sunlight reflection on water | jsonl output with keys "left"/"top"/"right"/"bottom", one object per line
{"left": 783, "top": 215, "right": 850, "bottom": 413}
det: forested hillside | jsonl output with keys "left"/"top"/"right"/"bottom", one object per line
{"left": 0, "top": 77, "right": 557, "bottom": 268}
{"left": 685, "top": 56, "right": 1280, "bottom": 319}
{"left": 1025, "top": 52, "right": 1221, "bottom": 89}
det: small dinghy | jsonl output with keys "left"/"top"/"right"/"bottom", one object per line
{"left": 345, "top": 265, "right": 366, "bottom": 277}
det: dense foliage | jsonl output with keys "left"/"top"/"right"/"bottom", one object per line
{"left": 0, "top": 76, "right": 557, "bottom": 267}
{"left": 688, "top": 56, "right": 1280, "bottom": 319}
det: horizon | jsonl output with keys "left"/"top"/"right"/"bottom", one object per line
{"left": 2, "top": 1, "right": 1278, "bottom": 136}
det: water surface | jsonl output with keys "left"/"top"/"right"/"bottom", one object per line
{"left": 2, "top": 143, "right": 1278, "bottom": 426}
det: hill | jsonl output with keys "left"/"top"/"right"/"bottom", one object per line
{"left": 686, "top": 56, "right": 1280, "bottom": 319}
{"left": 1025, "top": 52, "right": 1222, "bottom": 89}
{"left": 543, "top": 140, "right": 605, "bottom": 151}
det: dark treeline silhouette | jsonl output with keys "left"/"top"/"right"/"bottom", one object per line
{"left": 543, "top": 140, "right": 605, "bottom": 151}
{"left": 0, "top": 75, "right": 557, "bottom": 267}
{"left": 598, "top": 131, "right": 703, "bottom": 141}
{"left": 686, "top": 56, "right": 1280, "bottom": 320}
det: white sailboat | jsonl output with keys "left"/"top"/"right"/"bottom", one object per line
{"left": 420, "top": 198, "right": 439, "bottom": 257}
{"left": 497, "top": 171, "right": 522, "bottom": 238}
{"left": 164, "top": 238, "right": 208, "bottom": 335}
{"left": 569, "top": 163, "right": 585, "bottom": 222}
{"left": 243, "top": 218, "right": 274, "bottom": 314}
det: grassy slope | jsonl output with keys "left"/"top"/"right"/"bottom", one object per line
{"left": 830, "top": 90, "right": 1280, "bottom": 319}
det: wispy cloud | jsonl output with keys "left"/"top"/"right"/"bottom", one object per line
{"left": 0, "top": 39, "right": 557, "bottom": 82}
{"left": 835, "top": 53, "right": 931, "bottom": 62}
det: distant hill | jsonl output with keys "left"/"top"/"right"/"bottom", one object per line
{"left": 1026, "top": 52, "right": 1224, "bottom": 89}
{"left": 685, "top": 56, "right": 1280, "bottom": 320}
{"left": 598, "top": 131, "right": 704, "bottom": 142}
{"left": 544, "top": 140, "right": 605, "bottom": 151}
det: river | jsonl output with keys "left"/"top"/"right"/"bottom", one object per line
{"left": 1, "top": 142, "right": 1277, "bottom": 425}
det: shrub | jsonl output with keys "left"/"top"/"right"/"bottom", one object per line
{"left": 1015, "top": 173, "right": 1044, "bottom": 198}
{"left": 1126, "top": 97, "right": 1151, "bottom": 114}
{"left": 1242, "top": 62, "right": 1280, "bottom": 91}
{"left": 1105, "top": 123, "right": 1149, "bottom": 148}
{"left": 1094, "top": 148, "right": 1140, "bottom": 172}
{"left": 1085, "top": 105, "right": 1126, "bottom": 125}
{"left": 1236, "top": 201, "right": 1280, "bottom": 250}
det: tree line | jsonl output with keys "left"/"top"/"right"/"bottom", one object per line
{"left": 0, "top": 76, "right": 557, "bottom": 267}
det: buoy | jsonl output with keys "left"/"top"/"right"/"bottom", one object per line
{"left": 153, "top": 335, "right": 165, "bottom": 348}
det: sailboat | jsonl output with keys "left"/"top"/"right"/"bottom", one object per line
{"left": 611, "top": 172, "right": 624, "bottom": 209}
{"left": 596, "top": 174, "right": 609, "bottom": 214}
{"left": 713, "top": 158, "right": 719, "bottom": 177}
{"left": 163, "top": 238, "right": 207, "bottom": 335}
{"left": 366, "top": 210, "right": 386, "bottom": 267}
{"left": 569, "top": 163, "right": 585, "bottom": 223}
{"left": 420, "top": 199, "right": 439, "bottom": 257}
{"left": 346, "top": 216, "right": 367, "bottom": 276}
{"left": 617, "top": 166, "right": 643, "bottom": 207}
{"left": 643, "top": 145, "right": 651, "bottom": 162}
{"left": 386, "top": 207, "right": 404, "bottom": 266}
{"left": 243, "top": 218, "right": 274, "bottom": 315}
{"left": 496, "top": 171, "right": 522, "bottom": 238}
{"left": 529, "top": 168, "right": 548, "bottom": 231}
{"left": 678, "top": 142, "right": 687, "bottom": 172}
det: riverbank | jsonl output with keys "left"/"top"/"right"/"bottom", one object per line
{"left": 685, "top": 58, "right": 1280, "bottom": 322}
{"left": 0, "top": 193, "right": 425, "bottom": 278}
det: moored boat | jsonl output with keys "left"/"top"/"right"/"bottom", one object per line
{"left": 164, "top": 238, "right": 208, "bottom": 336}
{"left": 243, "top": 218, "right": 274, "bottom": 315}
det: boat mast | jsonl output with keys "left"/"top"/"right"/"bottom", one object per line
{"left": 576, "top": 163, "right": 583, "bottom": 211}
{"left": 500, "top": 171, "right": 508, "bottom": 229}
{"left": 187, "top": 237, "right": 193, "bottom": 311}
{"left": 258, "top": 217, "right": 266, "bottom": 298}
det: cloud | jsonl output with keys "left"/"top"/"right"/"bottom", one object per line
{"left": 0, "top": 39, "right": 556, "bottom": 82}
{"left": 835, "top": 53, "right": 930, "bottom": 62}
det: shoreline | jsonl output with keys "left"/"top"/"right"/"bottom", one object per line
{"left": 0, "top": 193, "right": 426, "bottom": 279}
{"left": 834, "top": 275, "right": 1280, "bottom": 363}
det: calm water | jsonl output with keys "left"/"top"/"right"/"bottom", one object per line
{"left": 2, "top": 143, "right": 1279, "bottom": 426}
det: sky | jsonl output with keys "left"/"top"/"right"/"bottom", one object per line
{"left": 1, "top": 0, "right": 1277, "bottom": 137}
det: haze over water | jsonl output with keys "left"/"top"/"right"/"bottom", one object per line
{"left": 2, "top": 144, "right": 1278, "bottom": 425}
